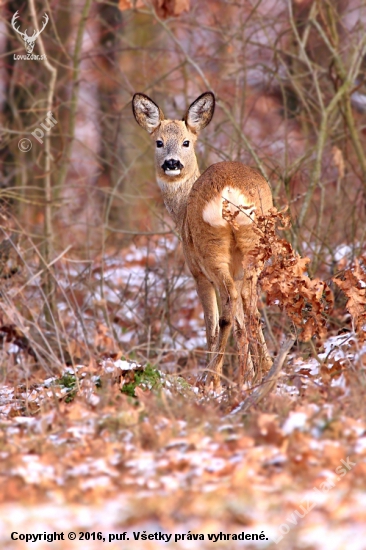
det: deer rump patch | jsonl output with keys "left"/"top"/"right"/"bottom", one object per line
{"left": 202, "top": 186, "right": 256, "bottom": 228}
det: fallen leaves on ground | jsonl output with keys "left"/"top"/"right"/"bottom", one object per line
{"left": 0, "top": 330, "right": 366, "bottom": 549}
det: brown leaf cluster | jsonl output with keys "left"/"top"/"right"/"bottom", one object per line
{"left": 333, "top": 258, "right": 366, "bottom": 342}
{"left": 222, "top": 199, "right": 256, "bottom": 230}
{"left": 222, "top": 198, "right": 240, "bottom": 230}
{"left": 249, "top": 208, "right": 334, "bottom": 341}
{"left": 118, "top": 0, "right": 190, "bottom": 18}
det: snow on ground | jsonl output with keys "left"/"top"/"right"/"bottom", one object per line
{"left": 1, "top": 342, "right": 365, "bottom": 549}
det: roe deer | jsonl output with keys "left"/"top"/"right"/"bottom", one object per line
{"left": 132, "top": 91, "right": 273, "bottom": 390}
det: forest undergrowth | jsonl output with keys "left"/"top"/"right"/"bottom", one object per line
{"left": 0, "top": 205, "right": 366, "bottom": 550}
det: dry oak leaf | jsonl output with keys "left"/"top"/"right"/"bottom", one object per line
{"left": 332, "top": 145, "right": 345, "bottom": 179}
{"left": 119, "top": 0, "right": 190, "bottom": 17}
{"left": 119, "top": 0, "right": 144, "bottom": 9}
{"left": 333, "top": 258, "right": 366, "bottom": 341}
{"left": 253, "top": 413, "right": 284, "bottom": 446}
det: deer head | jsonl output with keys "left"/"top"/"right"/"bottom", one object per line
{"left": 11, "top": 11, "right": 49, "bottom": 54}
{"left": 132, "top": 92, "right": 215, "bottom": 186}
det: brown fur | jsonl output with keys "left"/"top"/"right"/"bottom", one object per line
{"left": 132, "top": 92, "right": 273, "bottom": 390}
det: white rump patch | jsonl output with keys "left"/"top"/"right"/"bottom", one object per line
{"left": 202, "top": 186, "right": 256, "bottom": 228}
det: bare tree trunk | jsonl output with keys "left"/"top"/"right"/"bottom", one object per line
{"left": 56, "top": 0, "right": 102, "bottom": 252}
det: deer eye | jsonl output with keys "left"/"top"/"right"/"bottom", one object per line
{"left": 183, "top": 140, "right": 190, "bottom": 147}
{"left": 156, "top": 140, "right": 164, "bottom": 148}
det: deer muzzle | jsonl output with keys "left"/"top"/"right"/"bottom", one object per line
{"left": 162, "top": 159, "right": 183, "bottom": 176}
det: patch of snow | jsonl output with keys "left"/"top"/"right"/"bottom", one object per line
{"left": 87, "top": 393, "right": 100, "bottom": 406}
{"left": 331, "top": 374, "right": 347, "bottom": 388}
{"left": 7, "top": 344, "right": 21, "bottom": 354}
{"left": 351, "top": 91, "right": 366, "bottom": 112}
{"left": 12, "top": 417, "right": 35, "bottom": 426}
{"left": 334, "top": 244, "right": 353, "bottom": 262}
{"left": 205, "top": 458, "right": 228, "bottom": 473}
{"left": 13, "top": 456, "right": 55, "bottom": 484}
{"left": 282, "top": 412, "right": 308, "bottom": 434}
{"left": 81, "top": 476, "right": 111, "bottom": 490}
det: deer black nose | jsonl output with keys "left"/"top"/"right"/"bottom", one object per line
{"left": 162, "top": 159, "right": 183, "bottom": 171}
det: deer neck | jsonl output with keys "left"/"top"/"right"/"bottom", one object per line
{"left": 157, "top": 165, "right": 200, "bottom": 233}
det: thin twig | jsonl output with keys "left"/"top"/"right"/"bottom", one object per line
{"left": 10, "top": 245, "right": 73, "bottom": 298}
{"left": 230, "top": 335, "right": 295, "bottom": 414}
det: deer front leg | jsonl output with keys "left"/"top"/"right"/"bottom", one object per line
{"left": 195, "top": 273, "right": 219, "bottom": 351}
{"left": 194, "top": 273, "right": 219, "bottom": 383}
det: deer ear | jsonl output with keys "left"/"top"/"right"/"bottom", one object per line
{"left": 132, "top": 93, "right": 164, "bottom": 133}
{"left": 184, "top": 92, "right": 215, "bottom": 133}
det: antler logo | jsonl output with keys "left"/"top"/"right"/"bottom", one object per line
{"left": 11, "top": 10, "right": 49, "bottom": 54}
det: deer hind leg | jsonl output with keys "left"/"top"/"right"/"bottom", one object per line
{"left": 234, "top": 280, "right": 255, "bottom": 387}
{"left": 241, "top": 267, "right": 272, "bottom": 383}
{"left": 205, "top": 270, "right": 238, "bottom": 390}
